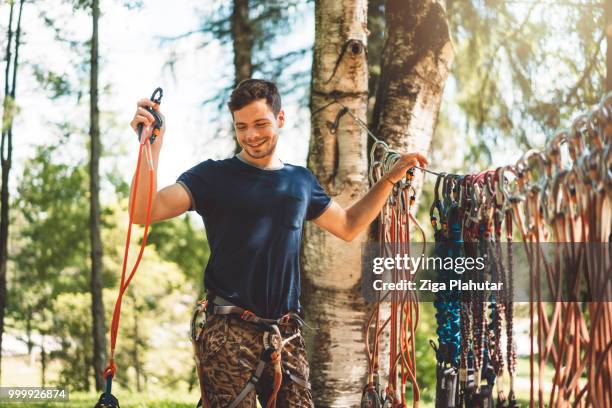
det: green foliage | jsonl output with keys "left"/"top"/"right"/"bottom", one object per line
{"left": 9, "top": 144, "right": 92, "bottom": 388}
{"left": 15, "top": 390, "right": 200, "bottom": 408}
{"left": 51, "top": 292, "right": 94, "bottom": 391}
{"left": 44, "top": 225, "right": 195, "bottom": 392}
{"left": 162, "top": 0, "right": 312, "bottom": 145}
{"left": 106, "top": 169, "right": 130, "bottom": 199}
{"left": 13, "top": 144, "right": 90, "bottom": 294}
{"left": 31, "top": 65, "right": 73, "bottom": 100}
{"left": 447, "top": 0, "right": 606, "bottom": 162}
{"left": 145, "top": 216, "right": 209, "bottom": 291}
{"left": 9, "top": 143, "right": 200, "bottom": 392}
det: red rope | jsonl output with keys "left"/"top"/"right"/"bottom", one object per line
{"left": 103, "top": 125, "right": 156, "bottom": 380}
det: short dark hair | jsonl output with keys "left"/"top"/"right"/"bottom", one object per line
{"left": 228, "top": 79, "right": 282, "bottom": 116}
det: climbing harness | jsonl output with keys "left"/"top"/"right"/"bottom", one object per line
{"left": 190, "top": 294, "right": 312, "bottom": 408}
{"left": 94, "top": 88, "right": 164, "bottom": 408}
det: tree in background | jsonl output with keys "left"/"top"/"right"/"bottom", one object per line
{"left": 370, "top": 0, "right": 454, "bottom": 401}
{"left": 304, "top": 0, "right": 453, "bottom": 404}
{"left": 366, "top": 0, "right": 385, "bottom": 115}
{"left": 10, "top": 143, "right": 197, "bottom": 391}
{"left": 447, "top": 0, "right": 609, "bottom": 164}
{"left": 163, "top": 0, "right": 310, "bottom": 154}
{"left": 372, "top": 0, "right": 453, "bottom": 198}
{"left": 302, "top": 1, "right": 369, "bottom": 405}
{"left": 87, "top": 0, "right": 107, "bottom": 392}
{"left": 9, "top": 145, "right": 91, "bottom": 387}
{"left": 607, "top": 0, "right": 611, "bottom": 91}
{"left": 2, "top": 0, "right": 208, "bottom": 391}
{"left": 0, "top": 0, "right": 24, "bottom": 386}
{"left": 49, "top": 248, "right": 191, "bottom": 392}
{"left": 231, "top": 0, "right": 253, "bottom": 99}
{"left": 32, "top": 0, "right": 111, "bottom": 391}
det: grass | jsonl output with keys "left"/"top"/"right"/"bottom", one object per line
{"left": 2, "top": 347, "right": 554, "bottom": 407}
{"left": 3, "top": 391, "right": 199, "bottom": 408}
{"left": 2, "top": 355, "right": 201, "bottom": 407}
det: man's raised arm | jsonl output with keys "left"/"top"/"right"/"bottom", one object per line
{"left": 128, "top": 98, "right": 191, "bottom": 225}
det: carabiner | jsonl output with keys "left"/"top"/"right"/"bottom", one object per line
{"left": 137, "top": 87, "right": 164, "bottom": 145}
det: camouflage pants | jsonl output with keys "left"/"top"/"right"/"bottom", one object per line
{"left": 194, "top": 313, "right": 314, "bottom": 408}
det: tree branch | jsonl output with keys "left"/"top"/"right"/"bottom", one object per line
{"left": 563, "top": 31, "right": 605, "bottom": 106}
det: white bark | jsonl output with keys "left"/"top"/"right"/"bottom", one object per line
{"left": 303, "top": 1, "right": 369, "bottom": 406}
{"left": 304, "top": 1, "right": 454, "bottom": 406}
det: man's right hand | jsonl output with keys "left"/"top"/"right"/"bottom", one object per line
{"left": 130, "top": 98, "right": 166, "bottom": 147}
{"left": 127, "top": 97, "right": 192, "bottom": 224}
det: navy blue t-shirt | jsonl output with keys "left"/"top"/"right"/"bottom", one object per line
{"left": 176, "top": 155, "right": 332, "bottom": 318}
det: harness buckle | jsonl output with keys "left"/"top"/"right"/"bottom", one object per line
{"left": 240, "top": 309, "right": 258, "bottom": 323}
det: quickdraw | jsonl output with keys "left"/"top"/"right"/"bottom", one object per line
{"left": 94, "top": 88, "right": 163, "bottom": 408}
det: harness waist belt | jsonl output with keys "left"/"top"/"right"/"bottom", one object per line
{"left": 208, "top": 295, "right": 306, "bottom": 327}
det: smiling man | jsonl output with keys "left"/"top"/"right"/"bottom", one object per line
{"left": 128, "top": 79, "right": 427, "bottom": 408}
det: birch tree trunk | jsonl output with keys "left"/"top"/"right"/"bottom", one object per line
{"left": 0, "top": 0, "right": 24, "bottom": 385}
{"left": 372, "top": 0, "right": 454, "bottom": 197}
{"left": 89, "top": 0, "right": 107, "bottom": 392}
{"left": 606, "top": 0, "right": 611, "bottom": 92}
{"left": 303, "top": 1, "right": 369, "bottom": 406}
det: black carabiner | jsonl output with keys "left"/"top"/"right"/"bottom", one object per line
{"left": 150, "top": 87, "right": 163, "bottom": 105}
{"left": 137, "top": 87, "right": 164, "bottom": 145}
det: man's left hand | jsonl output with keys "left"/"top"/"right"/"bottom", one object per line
{"left": 385, "top": 152, "right": 429, "bottom": 184}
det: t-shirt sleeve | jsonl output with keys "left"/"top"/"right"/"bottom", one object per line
{"left": 176, "top": 160, "right": 213, "bottom": 215}
{"left": 306, "top": 170, "right": 332, "bottom": 220}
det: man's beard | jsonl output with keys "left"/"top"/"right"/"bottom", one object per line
{"left": 241, "top": 137, "right": 278, "bottom": 159}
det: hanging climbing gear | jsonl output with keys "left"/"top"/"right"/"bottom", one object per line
{"left": 432, "top": 173, "right": 462, "bottom": 408}
{"left": 94, "top": 88, "right": 164, "bottom": 408}
{"left": 190, "top": 294, "right": 312, "bottom": 408}
{"left": 362, "top": 139, "right": 426, "bottom": 408}
{"left": 313, "top": 91, "right": 612, "bottom": 407}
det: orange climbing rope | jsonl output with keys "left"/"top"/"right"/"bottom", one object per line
{"left": 95, "top": 88, "right": 163, "bottom": 408}
{"left": 104, "top": 134, "right": 155, "bottom": 377}
{"left": 363, "top": 158, "right": 425, "bottom": 408}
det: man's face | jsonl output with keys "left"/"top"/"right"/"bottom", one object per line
{"left": 233, "top": 99, "right": 285, "bottom": 160}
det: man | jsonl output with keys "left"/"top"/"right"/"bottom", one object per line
{"left": 129, "top": 79, "right": 427, "bottom": 407}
